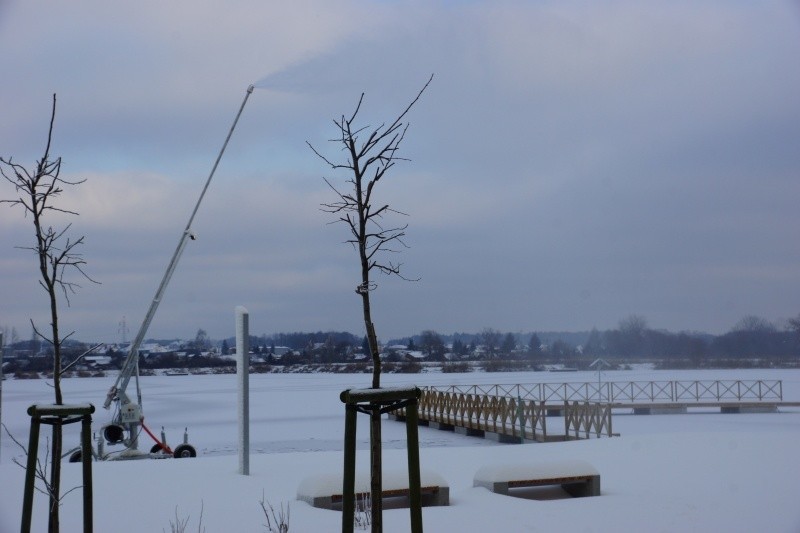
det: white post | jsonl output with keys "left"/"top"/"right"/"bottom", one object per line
{"left": 0, "top": 332, "right": 4, "bottom": 464}
{"left": 236, "top": 306, "right": 250, "bottom": 475}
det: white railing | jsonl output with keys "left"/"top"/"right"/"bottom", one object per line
{"left": 423, "top": 380, "right": 783, "bottom": 403}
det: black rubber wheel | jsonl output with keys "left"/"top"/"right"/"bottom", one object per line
{"left": 173, "top": 444, "right": 197, "bottom": 458}
{"left": 150, "top": 443, "right": 169, "bottom": 454}
{"left": 68, "top": 450, "right": 82, "bottom": 463}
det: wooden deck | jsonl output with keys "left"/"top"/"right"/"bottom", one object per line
{"left": 388, "top": 382, "right": 798, "bottom": 444}
{"left": 609, "top": 401, "right": 800, "bottom": 414}
{"left": 390, "top": 390, "right": 615, "bottom": 443}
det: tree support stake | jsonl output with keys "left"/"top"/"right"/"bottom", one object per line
{"left": 21, "top": 404, "right": 95, "bottom": 533}
{"left": 340, "top": 387, "right": 423, "bottom": 533}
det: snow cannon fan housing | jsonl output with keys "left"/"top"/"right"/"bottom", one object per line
{"left": 103, "top": 424, "right": 125, "bottom": 444}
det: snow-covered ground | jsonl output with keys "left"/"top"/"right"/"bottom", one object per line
{"left": 1, "top": 368, "right": 799, "bottom": 532}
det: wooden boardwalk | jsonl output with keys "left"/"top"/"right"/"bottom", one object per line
{"left": 389, "top": 380, "right": 797, "bottom": 444}
{"left": 391, "top": 391, "right": 615, "bottom": 443}
{"left": 608, "top": 401, "right": 800, "bottom": 414}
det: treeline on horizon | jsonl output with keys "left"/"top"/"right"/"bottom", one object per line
{"left": 257, "top": 314, "right": 799, "bottom": 360}
{"left": 4, "top": 314, "right": 799, "bottom": 365}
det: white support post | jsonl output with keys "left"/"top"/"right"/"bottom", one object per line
{"left": 0, "top": 332, "right": 4, "bottom": 464}
{"left": 236, "top": 306, "right": 250, "bottom": 475}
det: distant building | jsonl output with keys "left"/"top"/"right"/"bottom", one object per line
{"left": 84, "top": 355, "right": 113, "bottom": 368}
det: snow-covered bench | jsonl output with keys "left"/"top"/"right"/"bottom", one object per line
{"left": 473, "top": 459, "right": 600, "bottom": 498}
{"left": 297, "top": 470, "right": 449, "bottom": 510}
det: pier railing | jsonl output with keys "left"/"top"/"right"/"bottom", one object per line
{"left": 421, "top": 380, "right": 782, "bottom": 404}
{"left": 393, "top": 380, "right": 785, "bottom": 443}
{"left": 563, "top": 401, "right": 613, "bottom": 440}
{"left": 403, "top": 390, "right": 613, "bottom": 442}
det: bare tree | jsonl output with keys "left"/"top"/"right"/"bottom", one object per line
{"left": 788, "top": 313, "right": 800, "bottom": 336}
{"left": 309, "top": 74, "right": 432, "bottom": 387}
{"left": 619, "top": 314, "right": 648, "bottom": 336}
{"left": 615, "top": 314, "right": 649, "bottom": 358}
{"left": 733, "top": 315, "right": 776, "bottom": 333}
{"left": 1, "top": 94, "right": 95, "bottom": 532}
{"left": 309, "top": 74, "right": 432, "bottom": 532}
{"left": 479, "top": 327, "right": 502, "bottom": 358}
{"left": 420, "top": 330, "right": 445, "bottom": 360}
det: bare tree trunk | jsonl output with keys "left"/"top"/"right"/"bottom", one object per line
{"left": 369, "top": 407, "right": 382, "bottom": 531}
{"left": 48, "top": 425, "right": 62, "bottom": 533}
{"left": 30, "top": 103, "right": 65, "bottom": 533}
{"left": 48, "top": 292, "right": 63, "bottom": 533}
{"left": 360, "top": 191, "right": 384, "bottom": 530}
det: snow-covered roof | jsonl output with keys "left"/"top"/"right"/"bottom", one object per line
{"left": 474, "top": 460, "right": 598, "bottom": 483}
{"left": 84, "top": 355, "right": 112, "bottom": 365}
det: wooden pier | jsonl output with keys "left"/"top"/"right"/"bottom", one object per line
{"left": 390, "top": 390, "right": 615, "bottom": 443}
{"left": 389, "top": 379, "right": 798, "bottom": 444}
{"left": 424, "top": 379, "right": 785, "bottom": 404}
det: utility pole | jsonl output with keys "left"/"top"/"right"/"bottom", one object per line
{"left": 590, "top": 358, "right": 611, "bottom": 402}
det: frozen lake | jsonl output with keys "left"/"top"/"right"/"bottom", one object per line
{"left": 4, "top": 367, "right": 798, "bottom": 458}
{"left": 1, "top": 368, "right": 799, "bottom": 532}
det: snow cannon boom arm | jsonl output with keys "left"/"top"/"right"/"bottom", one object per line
{"left": 103, "top": 85, "right": 255, "bottom": 411}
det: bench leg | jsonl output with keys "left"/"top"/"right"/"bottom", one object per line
{"left": 474, "top": 479, "right": 510, "bottom": 495}
{"left": 563, "top": 476, "right": 600, "bottom": 497}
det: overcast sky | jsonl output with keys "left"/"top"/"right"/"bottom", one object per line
{"left": 2, "top": 1, "right": 799, "bottom": 344}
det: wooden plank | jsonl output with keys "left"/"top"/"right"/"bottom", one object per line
{"left": 507, "top": 475, "right": 594, "bottom": 488}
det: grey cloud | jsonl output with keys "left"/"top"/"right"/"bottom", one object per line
{"left": 2, "top": 1, "right": 799, "bottom": 342}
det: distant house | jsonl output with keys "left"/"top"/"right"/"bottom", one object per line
{"left": 381, "top": 346, "right": 428, "bottom": 362}
{"left": 84, "top": 355, "right": 113, "bottom": 369}
{"left": 115, "top": 342, "right": 131, "bottom": 352}
{"left": 139, "top": 342, "right": 173, "bottom": 358}
{"left": 405, "top": 350, "right": 426, "bottom": 361}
